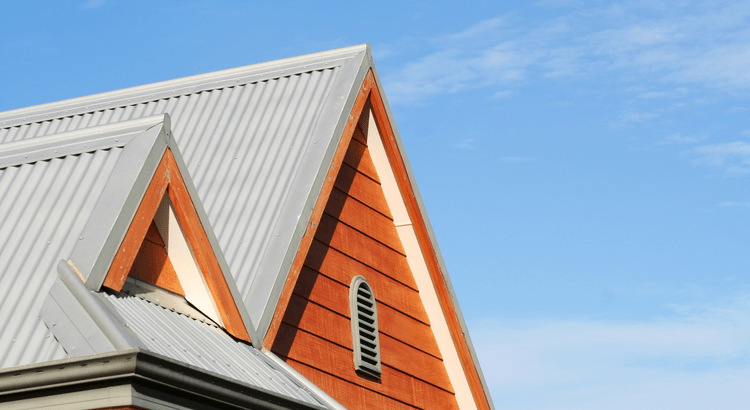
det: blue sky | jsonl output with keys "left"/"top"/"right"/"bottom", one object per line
{"left": 2, "top": 1, "right": 749, "bottom": 408}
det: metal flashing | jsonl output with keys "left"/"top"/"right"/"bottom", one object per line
{"left": 0, "top": 114, "right": 165, "bottom": 170}
{"left": 41, "top": 260, "right": 144, "bottom": 357}
{"left": 262, "top": 348, "right": 347, "bottom": 410}
{"left": 69, "top": 117, "right": 170, "bottom": 289}
{"left": 250, "top": 44, "right": 371, "bottom": 338}
{"left": 0, "top": 45, "right": 368, "bottom": 130}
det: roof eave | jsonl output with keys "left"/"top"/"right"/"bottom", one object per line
{"left": 0, "top": 349, "right": 329, "bottom": 410}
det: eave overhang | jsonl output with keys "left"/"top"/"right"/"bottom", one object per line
{"left": 0, "top": 349, "right": 328, "bottom": 410}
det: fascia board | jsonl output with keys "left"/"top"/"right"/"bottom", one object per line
{"left": 250, "top": 44, "right": 371, "bottom": 339}
{"left": 71, "top": 115, "right": 171, "bottom": 290}
{"left": 368, "top": 64, "right": 496, "bottom": 409}
{"left": 0, "top": 114, "right": 165, "bottom": 169}
{"left": 0, "top": 45, "right": 369, "bottom": 129}
{"left": 165, "top": 134, "right": 260, "bottom": 345}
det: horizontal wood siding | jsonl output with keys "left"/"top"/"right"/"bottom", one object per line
{"left": 271, "top": 124, "right": 459, "bottom": 410}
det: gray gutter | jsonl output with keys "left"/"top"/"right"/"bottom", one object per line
{"left": 0, "top": 349, "right": 328, "bottom": 410}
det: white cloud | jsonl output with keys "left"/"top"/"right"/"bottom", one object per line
{"left": 383, "top": 1, "right": 750, "bottom": 104}
{"left": 688, "top": 141, "right": 750, "bottom": 173}
{"left": 471, "top": 296, "right": 750, "bottom": 410}
{"left": 80, "top": 0, "right": 105, "bottom": 9}
{"left": 718, "top": 201, "right": 750, "bottom": 208}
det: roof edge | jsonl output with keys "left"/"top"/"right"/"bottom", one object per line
{"left": 0, "top": 113, "right": 167, "bottom": 169}
{"left": 368, "top": 64, "right": 496, "bottom": 409}
{"left": 0, "top": 45, "right": 369, "bottom": 129}
{"left": 72, "top": 118, "right": 169, "bottom": 288}
{"left": 252, "top": 44, "right": 372, "bottom": 338}
{"left": 0, "top": 348, "right": 328, "bottom": 410}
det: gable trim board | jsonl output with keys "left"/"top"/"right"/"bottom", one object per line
{"left": 263, "top": 67, "right": 493, "bottom": 410}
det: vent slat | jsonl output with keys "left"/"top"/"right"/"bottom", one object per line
{"left": 350, "top": 276, "right": 381, "bottom": 378}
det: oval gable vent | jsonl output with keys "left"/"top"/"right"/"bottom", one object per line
{"left": 349, "top": 276, "right": 382, "bottom": 377}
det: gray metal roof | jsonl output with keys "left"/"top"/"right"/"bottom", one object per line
{"left": 0, "top": 122, "right": 144, "bottom": 369}
{"left": 0, "top": 45, "right": 370, "bottom": 336}
{"left": 0, "top": 113, "right": 338, "bottom": 408}
{"left": 101, "top": 291, "right": 326, "bottom": 407}
{"left": 0, "top": 44, "right": 494, "bottom": 409}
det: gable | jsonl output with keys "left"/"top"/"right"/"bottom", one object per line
{"left": 268, "top": 114, "right": 460, "bottom": 409}
{"left": 264, "top": 70, "right": 494, "bottom": 410}
{"left": 99, "top": 147, "right": 251, "bottom": 342}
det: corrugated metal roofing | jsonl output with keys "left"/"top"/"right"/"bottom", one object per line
{"left": 102, "top": 291, "right": 325, "bottom": 408}
{"left": 0, "top": 147, "right": 122, "bottom": 368}
{"left": 0, "top": 45, "right": 370, "bottom": 334}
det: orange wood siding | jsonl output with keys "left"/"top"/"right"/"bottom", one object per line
{"left": 270, "top": 121, "right": 459, "bottom": 410}
{"left": 128, "top": 222, "right": 185, "bottom": 295}
{"left": 101, "top": 149, "right": 251, "bottom": 343}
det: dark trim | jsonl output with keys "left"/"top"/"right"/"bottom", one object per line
{"left": 0, "top": 349, "right": 327, "bottom": 410}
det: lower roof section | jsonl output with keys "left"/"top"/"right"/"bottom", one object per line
{"left": 0, "top": 348, "right": 329, "bottom": 410}
{"left": 100, "top": 291, "right": 325, "bottom": 407}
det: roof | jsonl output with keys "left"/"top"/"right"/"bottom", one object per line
{"left": 0, "top": 44, "right": 494, "bottom": 409}
{"left": 0, "top": 45, "right": 371, "bottom": 337}
{"left": 0, "top": 115, "right": 337, "bottom": 408}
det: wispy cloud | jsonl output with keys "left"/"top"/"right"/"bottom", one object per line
{"left": 471, "top": 295, "right": 750, "bottom": 410}
{"left": 501, "top": 156, "right": 535, "bottom": 163}
{"left": 687, "top": 141, "right": 750, "bottom": 174}
{"left": 80, "top": 0, "right": 105, "bottom": 9}
{"left": 384, "top": 1, "right": 750, "bottom": 104}
{"left": 656, "top": 133, "right": 700, "bottom": 145}
{"left": 718, "top": 201, "right": 750, "bottom": 208}
{"left": 454, "top": 138, "right": 476, "bottom": 150}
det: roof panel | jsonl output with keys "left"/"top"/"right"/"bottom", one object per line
{"left": 102, "top": 292, "right": 326, "bottom": 408}
{"left": 0, "top": 148, "right": 122, "bottom": 368}
{"left": 0, "top": 44, "right": 370, "bottom": 333}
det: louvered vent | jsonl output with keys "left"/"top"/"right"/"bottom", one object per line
{"left": 350, "top": 276, "right": 382, "bottom": 377}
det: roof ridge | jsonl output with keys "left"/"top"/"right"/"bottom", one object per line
{"left": 0, "top": 114, "right": 168, "bottom": 169}
{"left": 0, "top": 44, "right": 368, "bottom": 129}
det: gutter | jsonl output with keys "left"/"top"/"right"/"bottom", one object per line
{"left": 0, "top": 349, "right": 328, "bottom": 410}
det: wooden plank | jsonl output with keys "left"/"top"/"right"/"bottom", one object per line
{"left": 273, "top": 324, "right": 420, "bottom": 407}
{"left": 165, "top": 149, "right": 251, "bottom": 343}
{"left": 315, "top": 214, "right": 417, "bottom": 289}
{"left": 277, "top": 302, "right": 452, "bottom": 392}
{"left": 129, "top": 236, "right": 185, "bottom": 296}
{"left": 344, "top": 137, "right": 380, "bottom": 184}
{"left": 291, "top": 270, "right": 441, "bottom": 358}
{"left": 351, "top": 123, "right": 368, "bottom": 146}
{"left": 284, "top": 359, "right": 421, "bottom": 410}
{"left": 263, "top": 71, "right": 375, "bottom": 348}
{"left": 413, "top": 378, "right": 461, "bottom": 410}
{"left": 304, "top": 240, "right": 429, "bottom": 324}
{"left": 334, "top": 163, "right": 392, "bottom": 219}
{"left": 325, "top": 188, "right": 405, "bottom": 254}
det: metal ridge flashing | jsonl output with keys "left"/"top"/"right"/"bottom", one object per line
{"left": 55, "top": 260, "right": 144, "bottom": 351}
{"left": 0, "top": 349, "right": 328, "bottom": 410}
{"left": 262, "top": 348, "right": 347, "bottom": 410}
{"left": 0, "top": 44, "right": 369, "bottom": 129}
{"left": 0, "top": 114, "right": 168, "bottom": 169}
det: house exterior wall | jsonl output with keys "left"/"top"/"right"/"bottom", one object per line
{"left": 270, "top": 124, "right": 460, "bottom": 410}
